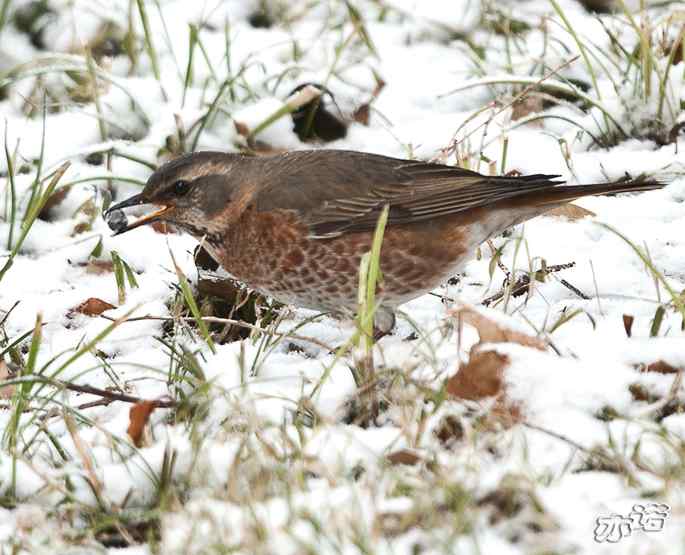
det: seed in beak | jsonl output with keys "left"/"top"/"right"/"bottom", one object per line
{"left": 106, "top": 209, "right": 129, "bottom": 233}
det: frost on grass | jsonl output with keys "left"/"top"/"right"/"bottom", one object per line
{"left": 0, "top": 0, "right": 684, "bottom": 554}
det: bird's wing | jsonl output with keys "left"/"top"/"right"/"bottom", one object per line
{"left": 253, "top": 150, "right": 563, "bottom": 238}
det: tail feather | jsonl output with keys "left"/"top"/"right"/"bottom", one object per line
{"left": 522, "top": 178, "right": 666, "bottom": 206}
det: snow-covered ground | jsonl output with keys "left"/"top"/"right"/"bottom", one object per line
{"left": 0, "top": 0, "right": 684, "bottom": 553}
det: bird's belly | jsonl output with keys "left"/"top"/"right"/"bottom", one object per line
{"left": 221, "top": 216, "right": 485, "bottom": 313}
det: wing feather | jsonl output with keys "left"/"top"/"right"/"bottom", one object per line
{"left": 252, "top": 150, "right": 563, "bottom": 238}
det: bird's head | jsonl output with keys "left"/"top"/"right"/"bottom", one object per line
{"left": 105, "top": 151, "right": 249, "bottom": 237}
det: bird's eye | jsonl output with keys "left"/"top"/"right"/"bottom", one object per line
{"left": 173, "top": 180, "right": 191, "bottom": 196}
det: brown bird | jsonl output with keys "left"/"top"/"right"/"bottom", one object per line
{"left": 104, "top": 150, "right": 664, "bottom": 332}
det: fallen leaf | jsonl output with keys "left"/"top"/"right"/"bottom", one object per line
{"left": 450, "top": 306, "right": 546, "bottom": 351}
{"left": 447, "top": 306, "right": 539, "bottom": 428}
{"left": 640, "top": 360, "right": 681, "bottom": 374}
{"left": 386, "top": 449, "right": 422, "bottom": 466}
{"left": 623, "top": 314, "right": 634, "bottom": 337}
{"left": 511, "top": 95, "right": 544, "bottom": 122}
{"left": 668, "top": 34, "right": 683, "bottom": 66}
{"left": 64, "top": 411, "right": 102, "bottom": 496}
{"left": 545, "top": 204, "right": 596, "bottom": 220}
{"left": 234, "top": 120, "right": 250, "bottom": 137}
{"left": 127, "top": 400, "right": 157, "bottom": 447}
{"left": 352, "top": 103, "right": 370, "bottom": 126}
{"left": 446, "top": 350, "right": 508, "bottom": 400}
{"left": 72, "top": 297, "right": 116, "bottom": 316}
{"left": 629, "top": 383, "right": 659, "bottom": 403}
{"left": 39, "top": 185, "right": 72, "bottom": 220}
{"left": 434, "top": 415, "right": 464, "bottom": 446}
{"left": 0, "top": 360, "right": 16, "bottom": 400}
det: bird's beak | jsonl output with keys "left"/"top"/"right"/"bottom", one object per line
{"left": 104, "top": 193, "right": 173, "bottom": 236}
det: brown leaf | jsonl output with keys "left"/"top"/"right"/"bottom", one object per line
{"left": 371, "top": 76, "right": 386, "bottom": 98}
{"left": 447, "top": 306, "right": 537, "bottom": 427}
{"left": 127, "top": 401, "right": 157, "bottom": 447}
{"left": 434, "top": 415, "right": 464, "bottom": 446}
{"left": 447, "top": 350, "right": 508, "bottom": 400}
{"left": 450, "top": 306, "right": 546, "bottom": 351}
{"left": 0, "top": 360, "right": 16, "bottom": 400}
{"left": 234, "top": 120, "right": 250, "bottom": 137}
{"left": 39, "top": 186, "right": 72, "bottom": 221}
{"left": 623, "top": 314, "right": 634, "bottom": 338}
{"left": 72, "top": 298, "right": 116, "bottom": 317}
{"left": 352, "top": 103, "right": 370, "bottom": 126}
{"left": 64, "top": 411, "right": 102, "bottom": 496}
{"left": 629, "top": 383, "right": 656, "bottom": 403}
{"left": 386, "top": 449, "right": 422, "bottom": 466}
{"left": 511, "top": 95, "right": 544, "bottom": 122}
{"left": 641, "top": 360, "right": 681, "bottom": 374}
{"left": 668, "top": 33, "right": 683, "bottom": 66}
{"left": 545, "top": 204, "right": 595, "bottom": 221}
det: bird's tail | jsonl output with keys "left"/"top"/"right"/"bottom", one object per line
{"left": 519, "top": 178, "right": 666, "bottom": 207}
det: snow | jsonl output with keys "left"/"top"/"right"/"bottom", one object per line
{"left": 1, "top": 0, "right": 684, "bottom": 553}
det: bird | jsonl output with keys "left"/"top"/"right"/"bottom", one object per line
{"left": 104, "top": 149, "right": 664, "bottom": 333}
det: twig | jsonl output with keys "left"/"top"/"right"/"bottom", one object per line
{"left": 559, "top": 279, "right": 590, "bottom": 300}
{"left": 487, "top": 239, "right": 510, "bottom": 278}
{"left": 57, "top": 379, "right": 176, "bottom": 408}
{"left": 523, "top": 422, "right": 631, "bottom": 476}
{"left": 442, "top": 55, "right": 581, "bottom": 156}
{"left": 99, "top": 314, "right": 334, "bottom": 351}
{"left": 482, "top": 261, "right": 581, "bottom": 306}
{"left": 633, "top": 369, "right": 683, "bottom": 419}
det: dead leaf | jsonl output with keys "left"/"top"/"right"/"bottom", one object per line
{"left": 623, "top": 314, "right": 634, "bottom": 337}
{"left": 511, "top": 95, "right": 544, "bottom": 122}
{"left": 446, "top": 306, "right": 538, "bottom": 427}
{"left": 450, "top": 306, "right": 546, "bottom": 351}
{"left": 127, "top": 400, "right": 157, "bottom": 447}
{"left": 386, "top": 449, "right": 422, "bottom": 466}
{"left": 434, "top": 415, "right": 464, "bottom": 446}
{"left": 234, "top": 120, "right": 250, "bottom": 137}
{"left": 447, "top": 350, "right": 508, "bottom": 400}
{"left": 72, "top": 297, "right": 116, "bottom": 316}
{"left": 490, "top": 400, "right": 524, "bottom": 428}
{"left": 629, "top": 383, "right": 658, "bottom": 403}
{"left": 640, "top": 360, "right": 681, "bottom": 374}
{"left": 668, "top": 33, "right": 683, "bottom": 66}
{"left": 39, "top": 185, "right": 72, "bottom": 221}
{"left": 0, "top": 360, "right": 16, "bottom": 400}
{"left": 371, "top": 76, "right": 386, "bottom": 99}
{"left": 545, "top": 204, "right": 595, "bottom": 220}
{"left": 64, "top": 411, "right": 102, "bottom": 496}
{"left": 352, "top": 103, "right": 370, "bottom": 126}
